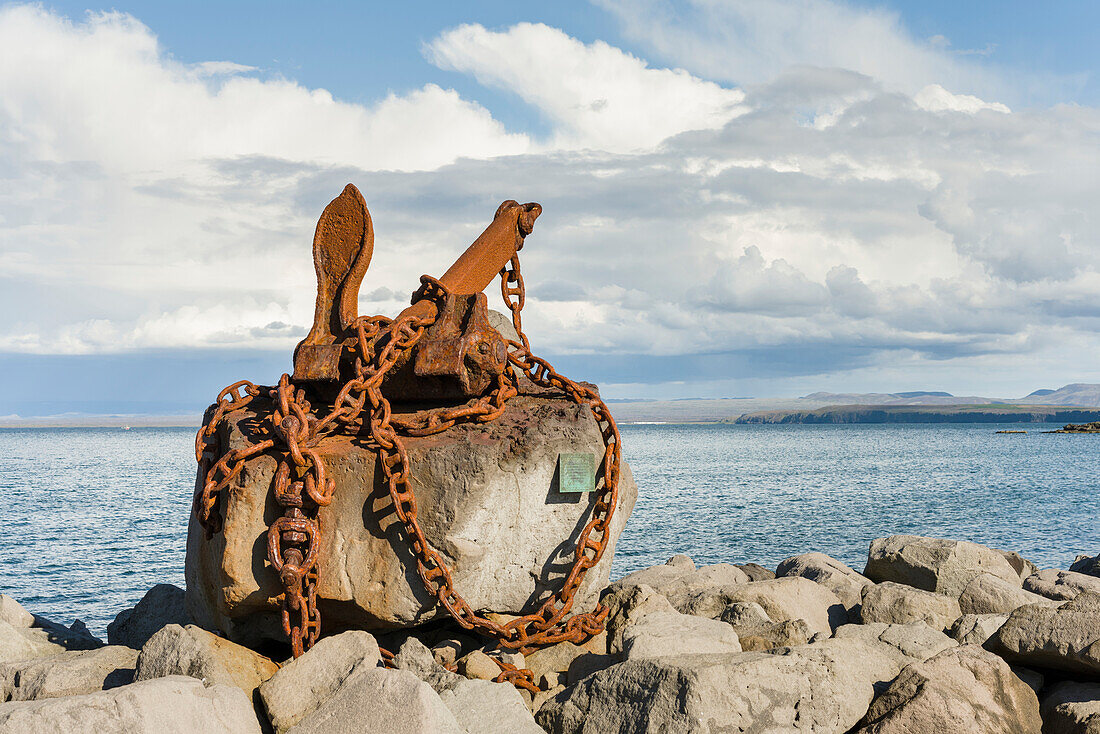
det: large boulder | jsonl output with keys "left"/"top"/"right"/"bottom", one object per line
{"left": 0, "top": 620, "right": 62, "bottom": 664}
{"left": 776, "top": 552, "right": 871, "bottom": 613}
{"left": 709, "top": 577, "right": 846, "bottom": 636}
{"left": 259, "top": 630, "right": 381, "bottom": 733}
{"left": 991, "top": 593, "right": 1100, "bottom": 675}
{"left": 135, "top": 624, "right": 279, "bottom": 701}
{"left": 438, "top": 678, "right": 545, "bottom": 734}
{"left": 187, "top": 393, "right": 637, "bottom": 645}
{"left": 860, "top": 582, "right": 962, "bottom": 631}
{"left": 601, "top": 584, "right": 677, "bottom": 654}
{"left": 108, "top": 584, "right": 191, "bottom": 649}
{"left": 1070, "top": 553, "right": 1100, "bottom": 579}
{"left": 284, "top": 667, "right": 462, "bottom": 734}
{"left": 621, "top": 611, "right": 741, "bottom": 660}
{"left": 0, "top": 597, "right": 33, "bottom": 629}
{"left": 1040, "top": 681, "right": 1100, "bottom": 734}
{"left": 865, "top": 535, "right": 1020, "bottom": 597}
{"left": 832, "top": 622, "right": 957, "bottom": 664}
{"left": 852, "top": 645, "right": 1042, "bottom": 734}
{"left": 0, "top": 645, "right": 137, "bottom": 701}
{"left": 0, "top": 675, "right": 261, "bottom": 733}
{"left": 951, "top": 613, "right": 1011, "bottom": 647}
{"left": 959, "top": 573, "right": 1054, "bottom": 615}
{"left": 1024, "top": 569, "right": 1100, "bottom": 601}
{"left": 608, "top": 559, "right": 750, "bottom": 618}
{"left": 536, "top": 636, "right": 925, "bottom": 734}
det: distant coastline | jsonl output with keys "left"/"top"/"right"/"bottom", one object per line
{"left": 734, "top": 404, "right": 1100, "bottom": 425}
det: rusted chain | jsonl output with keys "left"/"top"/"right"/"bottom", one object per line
{"left": 195, "top": 251, "right": 622, "bottom": 687}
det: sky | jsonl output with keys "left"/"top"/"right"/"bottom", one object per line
{"left": 1, "top": 0, "right": 1098, "bottom": 415}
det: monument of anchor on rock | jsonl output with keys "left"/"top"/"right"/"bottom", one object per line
{"left": 186, "top": 184, "right": 637, "bottom": 688}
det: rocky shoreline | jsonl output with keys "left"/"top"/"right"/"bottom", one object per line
{"left": 3, "top": 535, "right": 1100, "bottom": 732}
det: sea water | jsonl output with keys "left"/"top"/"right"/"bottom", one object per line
{"left": 3, "top": 423, "right": 1098, "bottom": 637}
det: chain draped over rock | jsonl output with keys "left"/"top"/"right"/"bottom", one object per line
{"left": 193, "top": 252, "right": 621, "bottom": 691}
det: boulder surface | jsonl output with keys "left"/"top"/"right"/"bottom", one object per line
{"left": 776, "top": 552, "right": 871, "bottom": 612}
{"left": 865, "top": 535, "right": 1020, "bottom": 597}
{"left": 860, "top": 581, "right": 962, "bottom": 631}
{"left": 0, "top": 645, "right": 137, "bottom": 701}
{"left": 0, "top": 675, "right": 261, "bottom": 734}
{"left": 135, "top": 624, "right": 278, "bottom": 700}
{"left": 537, "top": 636, "right": 922, "bottom": 734}
{"left": 108, "top": 584, "right": 191, "bottom": 649}
{"left": 853, "top": 645, "right": 1041, "bottom": 734}
{"left": 991, "top": 593, "right": 1100, "bottom": 675}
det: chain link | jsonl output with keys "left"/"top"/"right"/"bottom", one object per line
{"left": 195, "top": 253, "right": 622, "bottom": 687}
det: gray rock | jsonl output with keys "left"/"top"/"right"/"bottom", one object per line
{"left": 959, "top": 572, "right": 1054, "bottom": 615}
{"left": 135, "top": 624, "right": 278, "bottom": 701}
{"left": 602, "top": 583, "right": 677, "bottom": 654}
{"left": 1040, "top": 681, "right": 1100, "bottom": 734}
{"left": 1070, "top": 553, "right": 1100, "bottom": 579}
{"left": 736, "top": 563, "right": 775, "bottom": 581}
{"left": 662, "top": 563, "right": 751, "bottom": 615}
{"left": 991, "top": 592, "right": 1100, "bottom": 675}
{"left": 951, "top": 613, "right": 1010, "bottom": 646}
{"left": 860, "top": 581, "right": 962, "bottom": 631}
{"left": 865, "top": 535, "right": 1021, "bottom": 597}
{"left": 610, "top": 561, "right": 751, "bottom": 619}
{"left": 853, "top": 645, "right": 1042, "bottom": 734}
{"left": 776, "top": 552, "right": 872, "bottom": 612}
{"left": 393, "top": 636, "right": 463, "bottom": 693}
{"left": 0, "top": 620, "right": 62, "bottom": 664}
{"left": 259, "top": 630, "right": 381, "bottom": 733}
{"left": 187, "top": 394, "right": 637, "bottom": 644}
{"left": 719, "top": 601, "right": 772, "bottom": 629}
{"left": 457, "top": 649, "right": 500, "bottom": 681}
{"left": 710, "top": 577, "right": 846, "bottom": 636}
{"left": 1025, "top": 569, "right": 1100, "bottom": 601}
{"left": 19, "top": 615, "right": 103, "bottom": 653}
{"left": 0, "top": 675, "right": 261, "bottom": 733}
{"left": 737, "top": 619, "right": 812, "bottom": 651}
{"left": 525, "top": 633, "right": 607, "bottom": 682}
{"left": 438, "top": 678, "right": 545, "bottom": 734}
{"left": 1001, "top": 550, "right": 1040, "bottom": 580}
{"left": 0, "top": 645, "right": 137, "bottom": 701}
{"left": 108, "top": 584, "right": 191, "bottom": 649}
{"left": 285, "top": 667, "right": 462, "bottom": 734}
{"left": 621, "top": 610, "right": 741, "bottom": 660}
{"left": 833, "top": 622, "right": 957, "bottom": 664}
{"left": 0, "top": 597, "right": 33, "bottom": 629}
{"left": 537, "top": 636, "right": 915, "bottom": 734}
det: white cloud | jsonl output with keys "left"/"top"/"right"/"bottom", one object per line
{"left": 426, "top": 22, "right": 747, "bottom": 151}
{"left": 0, "top": 5, "right": 528, "bottom": 174}
{"left": 597, "top": 0, "right": 1014, "bottom": 104}
{"left": 913, "top": 84, "right": 1010, "bottom": 114}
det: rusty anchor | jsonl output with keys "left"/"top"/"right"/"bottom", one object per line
{"left": 197, "top": 183, "right": 622, "bottom": 684}
{"left": 292, "top": 185, "right": 541, "bottom": 400}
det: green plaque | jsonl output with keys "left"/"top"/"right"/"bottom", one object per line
{"left": 558, "top": 452, "right": 596, "bottom": 493}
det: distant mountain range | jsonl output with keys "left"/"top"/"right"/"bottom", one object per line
{"left": 797, "top": 383, "right": 1100, "bottom": 408}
